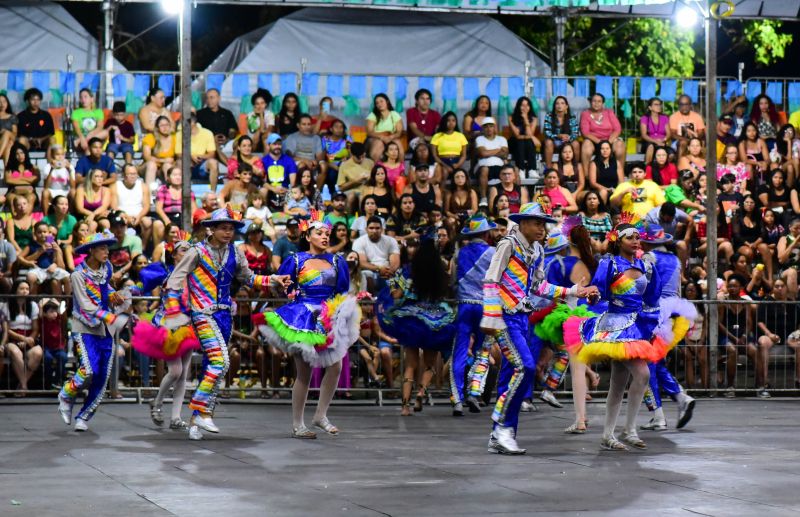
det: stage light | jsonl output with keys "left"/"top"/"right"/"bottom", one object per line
{"left": 676, "top": 6, "right": 699, "bottom": 28}
{"left": 161, "top": 0, "right": 182, "bottom": 16}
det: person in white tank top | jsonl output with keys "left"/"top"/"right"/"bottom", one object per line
{"left": 111, "top": 163, "right": 158, "bottom": 249}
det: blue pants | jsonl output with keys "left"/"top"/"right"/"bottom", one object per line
{"left": 449, "top": 304, "right": 486, "bottom": 404}
{"left": 644, "top": 359, "right": 682, "bottom": 410}
{"left": 59, "top": 332, "right": 113, "bottom": 421}
{"left": 492, "top": 312, "right": 539, "bottom": 431}
{"left": 44, "top": 348, "right": 69, "bottom": 386}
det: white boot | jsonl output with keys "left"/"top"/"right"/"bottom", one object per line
{"left": 58, "top": 396, "right": 73, "bottom": 425}
{"left": 192, "top": 414, "right": 219, "bottom": 433}
{"left": 74, "top": 418, "right": 89, "bottom": 432}
{"left": 488, "top": 425, "right": 526, "bottom": 455}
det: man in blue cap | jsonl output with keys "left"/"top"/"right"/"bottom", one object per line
{"left": 480, "top": 203, "right": 598, "bottom": 454}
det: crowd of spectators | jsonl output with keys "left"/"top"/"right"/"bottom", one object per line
{"left": 1, "top": 83, "right": 800, "bottom": 400}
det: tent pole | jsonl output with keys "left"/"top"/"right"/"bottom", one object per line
{"left": 180, "top": 0, "right": 193, "bottom": 232}
{"left": 554, "top": 10, "right": 566, "bottom": 76}
{"left": 704, "top": 0, "right": 719, "bottom": 389}
{"left": 102, "top": 0, "right": 116, "bottom": 109}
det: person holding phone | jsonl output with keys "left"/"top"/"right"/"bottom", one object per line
{"left": 18, "top": 221, "right": 70, "bottom": 296}
{"left": 669, "top": 95, "right": 706, "bottom": 156}
{"left": 312, "top": 97, "right": 337, "bottom": 136}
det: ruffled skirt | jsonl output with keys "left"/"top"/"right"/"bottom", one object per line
{"left": 130, "top": 313, "right": 200, "bottom": 361}
{"left": 376, "top": 296, "right": 455, "bottom": 351}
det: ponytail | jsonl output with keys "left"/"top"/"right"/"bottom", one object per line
{"left": 569, "top": 225, "right": 598, "bottom": 276}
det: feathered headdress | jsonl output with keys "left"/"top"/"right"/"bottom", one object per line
{"left": 298, "top": 209, "right": 331, "bottom": 233}
{"left": 605, "top": 212, "right": 644, "bottom": 243}
{"left": 165, "top": 229, "right": 191, "bottom": 254}
{"left": 535, "top": 194, "right": 552, "bottom": 214}
{"left": 560, "top": 215, "right": 583, "bottom": 240}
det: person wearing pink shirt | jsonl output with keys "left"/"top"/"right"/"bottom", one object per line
{"left": 579, "top": 93, "right": 626, "bottom": 180}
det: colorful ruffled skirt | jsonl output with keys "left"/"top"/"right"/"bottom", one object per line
{"left": 131, "top": 312, "right": 201, "bottom": 361}
{"left": 255, "top": 294, "right": 361, "bottom": 368}
{"left": 376, "top": 291, "right": 455, "bottom": 351}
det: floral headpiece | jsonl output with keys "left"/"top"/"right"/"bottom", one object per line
{"left": 298, "top": 209, "right": 331, "bottom": 233}
{"left": 605, "top": 212, "right": 643, "bottom": 243}
{"left": 165, "top": 229, "right": 191, "bottom": 253}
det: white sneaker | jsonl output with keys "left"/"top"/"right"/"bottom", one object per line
{"left": 676, "top": 395, "right": 696, "bottom": 428}
{"left": 640, "top": 417, "right": 668, "bottom": 431}
{"left": 58, "top": 397, "right": 73, "bottom": 425}
{"left": 188, "top": 425, "right": 203, "bottom": 440}
{"left": 479, "top": 197, "right": 488, "bottom": 208}
{"left": 757, "top": 388, "right": 771, "bottom": 399}
{"left": 193, "top": 415, "right": 219, "bottom": 433}
{"left": 539, "top": 390, "right": 563, "bottom": 409}
{"left": 488, "top": 425, "right": 526, "bottom": 455}
{"left": 452, "top": 402, "right": 464, "bottom": 417}
{"left": 520, "top": 400, "right": 537, "bottom": 412}
{"left": 74, "top": 418, "right": 89, "bottom": 432}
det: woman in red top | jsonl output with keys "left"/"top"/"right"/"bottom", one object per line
{"left": 239, "top": 224, "right": 272, "bottom": 276}
{"left": 579, "top": 93, "right": 626, "bottom": 181}
{"left": 646, "top": 146, "right": 678, "bottom": 187}
{"left": 488, "top": 165, "right": 529, "bottom": 214}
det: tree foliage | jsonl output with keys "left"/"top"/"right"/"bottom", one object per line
{"left": 740, "top": 20, "right": 793, "bottom": 67}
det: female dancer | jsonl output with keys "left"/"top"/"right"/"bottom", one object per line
{"left": 130, "top": 230, "right": 199, "bottom": 430}
{"left": 255, "top": 210, "right": 361, "bottom": 438}
{"left": 377, "top": 228, "right": 456, "bottom": 417}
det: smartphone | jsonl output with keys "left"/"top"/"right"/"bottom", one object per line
{"left": 322, "top": 101, "right": 331, "bottom": 113}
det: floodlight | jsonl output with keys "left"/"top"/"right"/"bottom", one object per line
{"left": 676, "top": 6, "right": 699, "bottom": 28}
{"left": 161, "top": 0, "right": 182, "bottom": 16}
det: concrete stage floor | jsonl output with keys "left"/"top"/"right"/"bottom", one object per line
{"left": 1, "top": 399, "right": 798, "bottom": 516}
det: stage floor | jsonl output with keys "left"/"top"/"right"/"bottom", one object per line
{"left": 1, "top": 398, "right": 797, "bottom": 516}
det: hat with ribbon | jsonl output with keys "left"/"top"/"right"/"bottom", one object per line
{"left": 461, "top": 214, "right": 497, "bottom": 236}
{"left": 509, "top": 202, "right": 557, "bottom": 224}
{"left": 201, "top": 205, "right": 246, "bottom": 229}
{"left": 640, "top": 222, "right": 673, "bottom": 244}
{"left": 74, "top": 230, "right": 118, "bottom": 255}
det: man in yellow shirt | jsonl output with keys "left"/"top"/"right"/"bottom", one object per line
{"left": 610, "top": 161, "right": 665, "bottom": 218}
{"left": 175, "top": 113, "right": 220, "bottom": 191}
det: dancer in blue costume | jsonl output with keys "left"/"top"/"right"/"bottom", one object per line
{"left": 58, "top": 231, "right": 130, "bottom": 431}
{"left": 377, "top": 228, "right": 456, "bottom": 417}
{"left": 639, "top": 223, "right": 697, "bottom": 431}
{"left": 480, "top": 203, "right": 597, "bottom": 455}
{"left": 256, "top": 209, "right": 361, "bottom": 438}
{"left": 449, "top": 214, "right": 496, "bottom": 416}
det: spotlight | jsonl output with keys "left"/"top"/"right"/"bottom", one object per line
{"left": 676, "top": 6, "right": 699, "bottom": 28}
{"left": 161, "top": 0, "right": 182, "bottom": 16}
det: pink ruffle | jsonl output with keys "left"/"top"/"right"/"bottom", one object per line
{"left": 563, "top": 316, "right": 587, "bottom": 355}
{"left": 131, "top": 320, "right": 200, "bottom": 361}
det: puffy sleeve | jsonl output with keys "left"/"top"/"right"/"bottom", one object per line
{"left": 530, "top": 248, "right": 576, "bottom": 300}
{"left": 131, "top": 262, "right": 168, "bottom": 295}
{"left": 334, "top": 254, "right": 350, "bottom": 295}
{"left": 276, "top": 254, "right": 299, "bottom": 294}
{"left": 591, "top": 257, "right": 614, "bottom": 302}
{"left": 480, "top": 239, "right": 512, "bottom": 330}
{"left": 163, "top": 246, "right": 199, "bottom": 316}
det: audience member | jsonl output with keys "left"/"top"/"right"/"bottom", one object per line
{"left": 64, "top": 221, "right": 90, "bottom": 271}
{"left": 75, "top": 169, "right": 112, "bottom": 232}
{"left": 378, "top": 141, "right": 405, "bottom": 194}
{"left": 543, "top": 95, "right": 580, "bottom": 166}
{"left": 283, "top": 114, "right": 327, "bottom": 188}
{"left": 639, "top": 97, "right": 672, "bottom": 164}
{"left": 580, "top": 93, "right": 626, "bottom": 178}
{"left": 777, "top": 218, "right": 800, "bottom": 299}
{"left": 271, "top": 218, "right": 301, "bottom": 271}
{"left": 112, "top": 163, "right": 155, "bottom": 247}
{"left": 327, "top": 222, "right": 352, "bottom": 255}
{"left": 261, "top": 133, "right": 297, "bottom": 211}
{"left": 0, "top": 92, "right": 18, "bottom": 163}
{"left": 246, "top": 88, "right": 275, "bottom": 152}
{"left": 16, "top": 88, "right": 55, "bottom": 153}
{"left": 775, "top": 124, "right": 799, "bottom": 185}
{"left": 245, "top": 191, "right": 276, "bottom": 241}
{"left": 311, "top": 96, "right": 338, "bottom": 136}
{"left": 75, "top": 137, "right": 116, "bottom": 186}
{"left": 108, "top": 212, "right": 144, "bottom": 283}
{"left": 196, "top": 88, "right": 239, "bottom": 153}
{"left": 155, "top": 166, "right": 196, "bottom": 228}
{"left": 610, "top": 161, "right": 665, "bottom": 217}
{"left": 141, "top": 115, "right": 177, "bottom": 186}
{"left": 19, "top": 221, "right": 70, "bottom": 295}
{"left": 239, "top": 224, "right": 272, "bottom": 276}
{"left": 176, "top": 113, "right": 220, "bottom": 191}
{"left": 362, "top": 164, "right": 394, "bottom": 217}
{"left": 646, "top": 146, "right": 677, "bottom": 187}
{"left": 475, "top": 117, "right": 509, "bottom": 204}
{"left": 670, "top": 94, "right": 706, "bottom": 156}
{"left": 488, "top": 164, "right": 528, "bottom": 215}
{"left": 227, "top": 135, "right": 265, "bottom": 185}
{"left": 103, "top": 101, "right": 135, "bottom": 163}
{"left": 365, "top": 93, "right": 404, "bottom": 162}
{"left": 41, "top": 145, "right": 75, "bottom": 211}
{"left": 462, "top": 95, "right": 492, "bottom": 143}
{"left": 718, "top": 144, "right": 749, "bottom": 194}
{"left": 579, "top": 189, "right": 612, "bottom": 253}
{"left": 138, "top": 87, "right": 174, "bottom": 135}
{"left": 756, "top": 278, "right": 796, "bottom": 397}
{"left": 739, "top": 121, "right": 770, "bottom": 180}
{"left": 5, "top": 142, "right": 40, "bottom": 209}
{"left": 408, "top": 141, "right": 436, "bottom": 186}
{"left": 276, "top": 93, "right": 300, "bottom": 138}
{"left": 406, "top": 88, "right": 441, "bottom": 149}
{"left": 351, "top": 195, "right": 383, "bottom": 239}
{"left": 43, "top": 195, "right": 77, "bottom": 247}
{"left": 353, "top": 215, "right": 400, "bottom": 292}
{"left": 7, "top": 195, "right": 35, "bottom": 254}
{"left": 750, "top": 94, "right": 780, "bottom": 148}
{"left": 404, "top": 164, "right": 441, "bottom": 217}
{"left": 386, "top": 194, "right": 427, "bottom": 243}
{"left": 1, "top": 280, "right": 42, "bottom": 396}
{"left": 508, "top": 96, "right": 540, "bottom": 174}
{"left": 337, "top": 142, "right": 374, "bottom": 205}
{"left": 555, "top": 142, "right": 584, "bottom": 194}
{"left": 587, "top": 139, "right": 622, "bottom": 204}
{"left": 0, "top": 222, "right": 18, "bottom": 294}
{"left": 541, "top": 168, "right": 578, "bottom": 214}
{"left": 324, "top": 193, "right": 354, "bottom": 228}
{"left": 40, "top": 298, "right": 67, "bottom": 388}
{"left": 321, "top": 119, "right": 351, "bottom": 190}
{"left": 444, "top": 168, "right": 478, "bottom": 228}
{"left": 677, "top": 137, "right": 707, "bottom": 180}
{"left": 71, "top": 88, "right": 107, "bottom": 154}
{"left": 220, "top": 166, "right": 258, "bottom": 214}
{"left": 645, "top": 201, "right": 692, "bottom": 265}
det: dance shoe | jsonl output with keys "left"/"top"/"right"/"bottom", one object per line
{"left": 192, "top": 415, "right": 219, "bottom": 433}
{"left": 58, "top": 397, "right": 73, "bottom": 425}
{"left": 488, "top": 425, "right": 526, "bottom": 455}
{"left": 74, "top": 418, "right": 89, "bottom": 432}
{"left": 452, "top": 402, "right": 464, "bottom": 417}
{"left": 539, "top": 390, "right": 563, "bottom": 409}
{"left": 466, "top": 396, "right": 481, "bottom": 413}
{"left": 676, "top": 396, "right": 696, "bottom": 429}
{"left": 640, "top": 417, "right": 668, "bottom": 431}
{"left": 188, "top": 425, "right": 203, "bottom": 441}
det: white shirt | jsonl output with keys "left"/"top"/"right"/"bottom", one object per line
{"left": 476, "top": 135, "right": 508, "bottom": 168}
{"left": 116, "top": 178, "right": 145, "bottom": 217}
{"left": 0, "top": 302, "right": 39, "bottom": 332}
{"left": 352, "top": 234, "right": 399, "bottom": 268}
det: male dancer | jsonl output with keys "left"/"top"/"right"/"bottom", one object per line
{"left": 58, "top": 231, "right": 129, "bottom": 431}
{"left": 163, "top": 206, "right": 290, "bottom": 440}
{"left": 640, "top": 223, "right": 696, "bottom": 430}
{"left": 480, "top": 203, "right": 597, "bottom": 454}
{"left": 450, "top": 214, "right": 496, "bottom": 416}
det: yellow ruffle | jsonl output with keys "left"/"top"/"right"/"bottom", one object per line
{"left": 669, "top": 316, "right": 691, "bottom": 351}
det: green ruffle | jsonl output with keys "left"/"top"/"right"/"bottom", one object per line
{"left": 263, "top": 311, "right": 327, "bottom": 348}
{"left": 535, "top": 304, "right": 598, "bottom": 345}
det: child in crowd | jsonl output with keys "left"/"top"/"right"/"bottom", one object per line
{"left": 104, "top": 101, "right": 135, "bottom": 163}
{"left": 19, "top": 222, "right": 71, "bottom": 296}
{"left": 42, "top": 145, "right": 76, "bottom": 210}
{"left": 285, "top": 185, "right": 311, "bottom": 216}
{"left": 245, "top": 191, "right": 276, "bottom": 241}
{"left": 40, "top": 298, "right": 68, "bottom": 388}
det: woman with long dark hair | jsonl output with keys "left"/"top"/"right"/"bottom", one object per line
{"left": 0, "top": 92, "right": 17, "bottom": 164}
{"left": 555, "top": 143, "right": 584, "bottom": 195}
{"left": 463, "top": 95, "right": 492, "bottom": 142}
{"left": 246, "top": 88, "right": 275, "bottom": 152}
{"left": 431, "top": 111, "right": 468, "bottom": 185}
{"left": 749, "top": 94, "right": 780, "bottom": 148}
{"left": 739, "top": 121, "right": 770, "bottom": 181}
{"left": 2, "top": 280, "right": 42, "bottom": 396}
{"left": 508, "top": 96, "right": 540, "bottom": 174}
{"left": 366, "top": 93, "right": 404, "bottom": 162}
{"left": 647, "top": 146, "right": 678, "bottom": 187}
{"left": 276, "top": 93, "right": 300, "bottom": 138}
{"left": 639, "top": 97, "right": 672, "bottom": 164}
{"left": 362, "top": 164, "right": 394, "bottom": 216}
{"left": 226, "top": 135, "right": 265, "bottom": 185}
{"left": 543, "top": 95, "right": 580, "bottom": 166}
{"left": 377, "top": 228, "right": 455, "bottom": 416}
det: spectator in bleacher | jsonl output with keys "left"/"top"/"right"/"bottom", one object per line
{"left": 63, "top": 221, "right": 90, "bottom": 271}
{"left": 666, "top": 170, "right": 705, "bottom": 214}
{"left": 261, "top": 133, "right": 297, "bottom": 211}
{"left": 580, "top": 93, "right": 625, "bottom": 179}
{"left": 246, "top": 88, "right": 274, "bottom": 152}
{"left": 463, "top": 95, "right": 492, "bottom": 143}
{"left": 718, "top": 144, "right": 749, "bottom": 194}
{"left": 541, "top": 168, "right": 578, "bottom": 214}
{"left": 386, "top": 194, "right": 427, "bottom": 243}
{"left": 336, "top": 141, "right": 373, "bottom": 206}
{"left": 5, "top": 142, "right": 40, "bottom": 210}
{"left": 19, "top": 221, "right": 70, "bottom": 295}
{"left": 156, "top": 166, "right": 196, "bottom": 228}
{"left": 491, "top": 193, "right": 510, "bottom": 219}
{"left": 543, "top": 95, "right": 580, "bottom": 167}
{"left": 138, "top": 87, "right": 174, "bottom": 135}
{"left": 646, "top": 146, "right": 677, "bottom": 188}
{"left": 715, "top": 115, "right": 737, "bottom": 160}
{"left": 362, "top": 164, "right": 394, "bottom": 217}
{"left": 176, "top": 113, "right": 221, "bottom": 192}
{"left": 71, "top": 88, "right": 107, "bottom": 155}
{"left": 16, "top": 88, "right": 55, "bottom": 153}
{"left": 406, "top": 88, "right": 441, "bottom": 150}
{"left": 311, "top": 96, "right": 337, "bottom": 136}
{"left": 431, "top": 111, "right": 467, "bottom": 185}
{"left": 276, "top": 93, "right": 300, "bottom": 138}
{"left": 366, "top": 93, "right": 404, "bottom": 163}
{"left": 408, "top": 141, "right": 435, "bottom": 186}
{"left": 327, "top": 222, "right": 352, "bottom": 255}
{"left": 220, "top": 166, "right": 258, "bottom": 214}
{"left": 0, "top": 222, "right": 17, "bottom": 294}
{"left": 739, "top": 121, "right": 770, "bottom": 179}
{"left": 750, "top": 94, "right": 780, "bottom": 149}
{"left": 103, "top": 101, "right": 135, "bottom": 164}
{"left": 283, "top": 114, "right": 327, "bottom": 189}
{"left": 444, "top": 168, "right": 478, "bottom": 229}
{"left": 40, "top": 298, "right": 67, "bottom": 388}
{"left": 239, "top": 224, "right": 272, "bottom": 276}
{"left": 199, "top": 190, "right": 219, "bottom": 214}
{"left": 777, "top": 218, "right": 800, "bottom": 299}
{"left": 75, "top": 169, "right": 112, "bottom": 232}
{"left": 378, "top": 141, "right": 405, "bottom": 195}
{"left": 508, "top": 96, "right": 540, "bottom": 176}
{"left": 676, "top": 137, "right": 707, "bottom": 180}
{"left": 732, "top": 193, "right": 769, "bottom": 265}
{"left": 351, "top": 195, "right": 382, "bottom": 239}
{"left": 284, "top": 184, "right": 312, "bottom": 216}
{"left": 475, "top": 117, "right": 509, "bottom": 205}
{"left": 289, "top": 167, "right": 324, "bottom": 211}
{"left": 682, "top": 281, "right": 708, "bottom": 390}
{"left": 670, "top": 94, "right": 706, "bottom": 155}
{"left": 43, "top": 195, "right": 77, "bottom": 248}
{"left": 42, "top": 145, "right": 75, "bottom": 210}
{"left": 723, "top": 95, "right": 747, "bottom": 138}
{"left": 0, "top": 92, "right": 19, "bottom": 164}
{"left": 111, "top": 163, "right": 155, "bottom": 248}
{"left": 245, "top": 192, "right": 276, "bottom": 242}
{"left": 321, "top": 119, "right": 351, "bottom": 190}
{"left": 196, "top": 88, "right": 239, "bottom": 154}
{"left": 107, "top": 212, "right": 143, "bottom": 284}
{"left": 555, "top": 142, "right": 584, "bottom": 195}
{"left": 227, "top": 135, "right": 266, "bottom": 188}
{"left": 7, "top": 195, "right": 35, "bottom": 254}
{"left": 718, "top": 274, "right": 756, "bottom": 397}
{"left": 587, "top": 139, "right": 622, "bottom": 204}
{"left": 579, "top": 190, "right": 612, "bottom": 253}
{"left": 324, "top": 192, "right": 355, "bottom": 228}
{"left": 761, "top": 208, "right": 786, "bottom": 258}
{"left": 75, "top": 137, "right": 116, "bottom": 186}
{"left": 270, "top": 218, "right": 300, "bottom": 271}
{"left": 1, "top": 280, "right": 41, "bottom": 396}
{"left": 151, "top": 222, "right": 182, "bottom": 264}
{"left": 488, "top": 164, "right": 528, "bottom": 215}
{"left": 759, "top": 169, "right": 799, "bottom": 227}
{"left": 639, "top": 97, "right": 672, "bottom": 165}
{"left": 353, "top": 215, "right": 400, "bottom": 293}
{"left": 776, "top": 125, "right": 800, "bottom": 185}
{"left": 756, "top": 278, "right": 796, "bottom": 398}
{"left": 142, "top": 115, "right": 177, "bottom": 186}
{"left": 404, "top": 163, "right": 441, "bottom": 218}
{"left": 610, "top": 161, "right": 665, "bottom": 218}
{"left": 726, "top": 251, "right": 769, "bottom": 298}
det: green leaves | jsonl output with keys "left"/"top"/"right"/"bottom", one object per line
{"left": 742, "top": 20, "right": 793, "bottom": 67}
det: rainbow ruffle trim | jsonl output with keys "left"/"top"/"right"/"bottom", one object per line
{"left": 257, "top": 311, "right": 328, "bottom": 349}
{"left": 131, "top": 314, "right": 200, "bottom": 361}
{"left": 535, "top": 304, "right": 598, "bottom": 345}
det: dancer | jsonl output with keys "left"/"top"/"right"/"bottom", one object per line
{"left": 255, "top": 209, "right": 361, "bottom": 438}
{"left": 130, "top": 230, "right": 200, "bottom": 430}
{"left": 560, "top": 214, "right": 683, "bottom": 451}
{"left": 536, "top": 218, "right": 604, "bottom": 434}
{"left": 480, "top": 203, "right": 597, "bottom": 455}
{"left": 639, "top": 223, "right": 697, "bottom": 431}
{"left": 377, "top": 228, "right": 456, "bottom": 417}
{"left": 162, "top": 207, "right": 291, "bottom": 440}
{"left": 449, "top": 214, "right": 496, "bottom": 416}
{"left": 57, "top": 231, "right": 129, "bottom": 431}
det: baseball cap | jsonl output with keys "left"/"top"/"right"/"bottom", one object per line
{"left": 720, "top": 115, "right": 733, "bottom": 125}
{"left": 109, "top": 211, "right": 127, "bottom": 227}
{"left": 267, "top": 133, "right": 282, "bottom": 145}
{"left": 286, "top": 217, "right": 300, "bottom": 227}
{"left": 481, "top": 117, "right": 497, "bottom": 126}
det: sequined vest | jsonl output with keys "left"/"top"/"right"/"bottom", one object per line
{"left": 187, "top": 241, "right": 237, "bottom": 312}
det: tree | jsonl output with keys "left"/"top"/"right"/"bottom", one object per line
{"left": 725, "top": 20, "right": 793, "bottom": 67}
